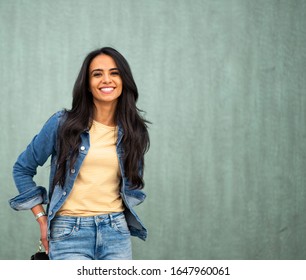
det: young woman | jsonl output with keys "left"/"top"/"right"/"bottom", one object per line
{"left": 9, "top": 47, "right": 150, "bottom": 260}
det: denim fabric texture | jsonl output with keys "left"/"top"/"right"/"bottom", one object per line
{"left": 49, "top": 212, "right": 132, "bottom": 260}
{"left": 9, "top": 110, "right": 147, "bottom": 241}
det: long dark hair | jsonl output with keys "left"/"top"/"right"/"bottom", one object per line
{"left": 54, "top": 47, "right": 150, "bottom": 189}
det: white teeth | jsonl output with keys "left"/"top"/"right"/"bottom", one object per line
{"left": 100, "top": 87, "right": 114, "bottom": 93}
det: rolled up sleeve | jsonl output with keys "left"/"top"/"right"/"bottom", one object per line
{"left": 9, "top": 111, "right": 63, "bottom": 211}
{"left": 9, "top": 186, "right": 48, "bottom": 210}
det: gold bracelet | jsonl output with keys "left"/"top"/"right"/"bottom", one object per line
{"left": 35, "top": 212, "right": 47, "bottom": 220}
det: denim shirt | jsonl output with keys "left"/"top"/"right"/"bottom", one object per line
{"left": 9, "top": 110, "right": 147, "bottom": 241}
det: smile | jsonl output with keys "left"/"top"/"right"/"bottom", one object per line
{"left": 99, "top": 87, "right": 115, "bottom": 93}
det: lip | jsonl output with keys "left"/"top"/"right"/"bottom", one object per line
{"left": 99, "top": 87, "right": 115, "bottom": 93}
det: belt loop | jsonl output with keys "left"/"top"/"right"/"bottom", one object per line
{"left": 109, "top": 214, "right": 115, "bottom": 228}
{"left": 75, "top": 217, "right": 80, "bottom": 231}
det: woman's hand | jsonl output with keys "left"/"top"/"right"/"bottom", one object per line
{"left": 31, "top": 204, "right": 49, "bottom": 254}
{"left": 37, "top": 215, "right": 49, "bottom": 254}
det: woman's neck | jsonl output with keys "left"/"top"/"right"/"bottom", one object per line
{"left": 93, "top": 102, "right": 117, "bottom": 127}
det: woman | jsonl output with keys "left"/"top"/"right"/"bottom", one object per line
{"left": 9, "top": 47, "right": 150, "bottom": 260}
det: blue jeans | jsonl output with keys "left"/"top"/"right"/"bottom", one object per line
{"left": 48, "top": 212, "right": 132, "bottom": 260}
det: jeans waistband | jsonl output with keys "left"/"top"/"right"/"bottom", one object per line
{"left": 52, "top": 212, "right": 124, "bottom": 226}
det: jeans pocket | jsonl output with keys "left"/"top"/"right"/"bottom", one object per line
{"left": 113, "top": 214, "right": 130, "bottom": 235}
{"left": 50, "top": 219, "right": 76, "bottom": 241}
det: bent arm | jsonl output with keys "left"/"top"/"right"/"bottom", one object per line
{"left": 9, "top": 111, "right": 63, "bottom": 211}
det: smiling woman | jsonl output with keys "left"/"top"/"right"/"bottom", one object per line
{"left": 9, "top": 47, "right": 150, "bottom": 260}
{"left": 89, "top": 54, "right": 123, "bottom": 125}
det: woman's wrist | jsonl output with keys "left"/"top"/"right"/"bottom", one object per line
{"left": 35, "top": 211, "right": 47, "bottom": 220}
{"left": 36, "top": 214, "right": 48, "bottom": 226}
{"left": 31, "top": 204, "right": 47, "bottom": 222}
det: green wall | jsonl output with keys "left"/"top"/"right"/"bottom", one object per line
{"left": 1, "top": 0, "right": 306, "bottom": 259}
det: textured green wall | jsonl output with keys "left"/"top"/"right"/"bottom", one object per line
{"left": 1, "top": 0, "right": 306, "bottom": 260}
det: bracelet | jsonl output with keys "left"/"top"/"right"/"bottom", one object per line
{"left": 35, "top": 212, "right": 47, "bottom": 220}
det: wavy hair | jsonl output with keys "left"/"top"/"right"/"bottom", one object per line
{"left": 53, "top": 47, "right": 150, "bottom": 189}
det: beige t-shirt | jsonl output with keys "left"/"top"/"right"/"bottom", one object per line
{"left": 57, "top": 120, "right": 124, "bottom": 216}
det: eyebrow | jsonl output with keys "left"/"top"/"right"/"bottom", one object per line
{"left": 90, "top": 68, "right": 119, "bottom": 74}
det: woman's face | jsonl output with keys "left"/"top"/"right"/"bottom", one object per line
{"left": 89, "top": 54, "right": 123, "bottom": 107}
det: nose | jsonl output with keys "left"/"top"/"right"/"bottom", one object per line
{"left": 102, "top": 73, "right": 111, "bottom": 84}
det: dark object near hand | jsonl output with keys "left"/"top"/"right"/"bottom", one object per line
{"left": 31, "top": 251, "right": 49, "bottom": 260}
{"left": 30, "top": 240, "right": 49, "bottom": 260}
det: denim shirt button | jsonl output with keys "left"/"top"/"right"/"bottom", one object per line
{"left": 63, "top": 191, "right": 67, "bottom": 196}
{"left": 71, "top": 168, "right": 75, "bottom": 174}
{"left": 80, "top": 146, "right": 85, "bottom": 151}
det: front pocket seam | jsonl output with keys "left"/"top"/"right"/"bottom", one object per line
{"left": 50, "top": 225, "right": 76, "bottom": 242}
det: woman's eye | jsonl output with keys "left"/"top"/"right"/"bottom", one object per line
{"left": 93, "top": 72, "right": 102, "bottom": 77}
{"left": 111, "top": 71, "right": 120, "bottom": 76}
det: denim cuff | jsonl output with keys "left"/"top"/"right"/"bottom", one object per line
{"left": 9, "top": 186, "right": 48, "bottom": 211}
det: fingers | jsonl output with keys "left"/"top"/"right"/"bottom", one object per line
{"left": 38, "top": 216, "right": 49, "bottom": 254}
{"left": 41, "top": 237, "right": 49, "bottom": 254}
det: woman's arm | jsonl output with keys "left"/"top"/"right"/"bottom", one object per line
{"left": 31, "top": 204, "right": 49, "bottom": 253}
{"left": 9, "top": 111, "right": 63, "bottom": 211}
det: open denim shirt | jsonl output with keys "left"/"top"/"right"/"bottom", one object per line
{"left": 9, "top": 110, "right": 147, "bottom": 240}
